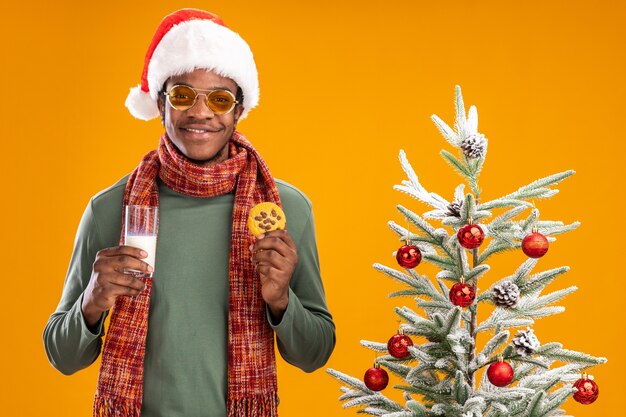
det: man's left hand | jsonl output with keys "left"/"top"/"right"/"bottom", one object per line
{"left": 251, "top": 229, "right": 298, "bottom": 322}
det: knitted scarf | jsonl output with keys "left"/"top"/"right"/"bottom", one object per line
{"left": 93, "top": 132, "right": 280, "bottom": 417}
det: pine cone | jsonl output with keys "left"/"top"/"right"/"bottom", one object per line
{"left": 492, "top": 281, "right": 520, "bottom": 307}
{"left": 461, "top": 133, "right": 487, "bottom": 159}
{"left": 512, "top": 328, "right": 540, "bottom": 356}
{"left": 447, "top": 201, "right": 462, "bottom": 217}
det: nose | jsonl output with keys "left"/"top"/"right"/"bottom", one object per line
{"left": 187, "top": 94, "right": 215, "bottom": 118}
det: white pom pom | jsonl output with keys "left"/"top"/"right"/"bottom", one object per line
{"left": 125, "top": 85, "right": 160, "bottom": 121}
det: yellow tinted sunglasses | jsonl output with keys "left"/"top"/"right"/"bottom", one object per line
{"left": 163, "top": 85, "right": 239, "bottom": 115}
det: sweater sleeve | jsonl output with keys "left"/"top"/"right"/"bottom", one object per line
{"left": 267, "top": 210, "right": 336, "bottom": 373}
{"left": 43, "top": 200, "right": 107, "bottom": 375}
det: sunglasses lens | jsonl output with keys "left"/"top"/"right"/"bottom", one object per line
{"left": 206, "top": 90, "right": 236, "bottom": 114}
{"left": 168, "top": 86, "right": 196, "bottom": 110}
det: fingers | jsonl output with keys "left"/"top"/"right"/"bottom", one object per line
{"left": 94, "top": 246, "right": 150, "bottom": 292}
{"left": 90, "top": 264, "right": 147, "bottom": 295}
{"left": 93, "top": 280, "right": 146, "bottom": 299}
{"left": 98, "top": 245, "right": 149, "bottom": 261}
{"left": 111, "top": 254, "right": 153, "bottom": 275}
{"left": 253, "top": 247, "right": 285, "bottom": 267}
{"left": 256, "top": 229, "right": 296, "bottom": 248}
{"left": 256, "top": 264, "right": 280, "bottom": 285}
{"left": 108, "top": 273, "right": 147, "bottom": 292}
{"left": 252, "top": 230, "right": 297, "bottom": 260}
{"left": 95, "top": 246, "right": 153, "bottom": 275}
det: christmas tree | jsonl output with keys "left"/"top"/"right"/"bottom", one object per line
{"left": 327, "top": 86, "right": 606, "bottom": 417}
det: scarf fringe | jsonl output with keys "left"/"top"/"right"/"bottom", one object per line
{"left": 227, "top": 393, "right": 279, "bottom": 417}
{"left": 93, "top": 392, "right": 141, "bottom": 417}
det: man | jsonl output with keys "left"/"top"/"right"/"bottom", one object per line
{"left": 43, "top": 9, "right": 335, "bottom": 417}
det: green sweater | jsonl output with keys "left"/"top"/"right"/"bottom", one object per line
{"left": 43, "top": 176, "right": 335, "bottom": 417}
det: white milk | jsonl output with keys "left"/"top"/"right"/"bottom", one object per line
{"left": 125, "top": 235, "right": 157, "bottom": 268}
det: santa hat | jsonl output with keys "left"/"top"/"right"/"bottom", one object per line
{"left": 125, "top": 9, "right": 259, "bottom": 121}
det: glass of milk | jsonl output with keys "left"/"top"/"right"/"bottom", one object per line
{"left": 124, "top": 205, "right": 158, "bottom": 278}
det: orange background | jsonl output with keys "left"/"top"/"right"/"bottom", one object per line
{"left": 1, "top": 1, "right": 624, "bottom": 416}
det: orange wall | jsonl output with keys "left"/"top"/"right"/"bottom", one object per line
{"left": 2, "top": 1, "right": 623, "bottom": 415}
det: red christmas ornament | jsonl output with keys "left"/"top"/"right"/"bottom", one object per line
{"left": 396, "top": 244, "right": 422, "bottom": 268}
{"left": 522, "top": 229, "right": 549, "bottom": 258}
{"left": 573, "top": 375, "right": 599, "bottom": 405}
{"left": 387, "top": 332, "right": 414, "bottom": 359}
{"left": 457, "top": 222, "right": 484, "bottom": 249}
{"left": 364, "top": 364, "right": 389, "bottom": 391}
{"left": 449, "top": 281, "right": 476, "bottom": 307}
{"left": 487, "top": 360, "right": 514, "bottom": 387}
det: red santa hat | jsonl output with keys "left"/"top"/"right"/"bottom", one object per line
{"left": 125, "top": 9, "right": 259, "bottom": 121}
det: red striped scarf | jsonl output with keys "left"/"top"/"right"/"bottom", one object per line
{"left": 93, "top": 132, "right": 280, "bottom": 416}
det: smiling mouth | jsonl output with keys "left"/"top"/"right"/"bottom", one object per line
{"left": 183, "top": 127, "right": 219, "bottom": 133}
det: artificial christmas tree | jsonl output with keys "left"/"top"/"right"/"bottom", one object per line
{"left": 327, "top": 86, "right": 606, "bottom": 416}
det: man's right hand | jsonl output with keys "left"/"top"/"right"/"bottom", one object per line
{"left": 81, "top": 245, "right": 152, "bottom": 330}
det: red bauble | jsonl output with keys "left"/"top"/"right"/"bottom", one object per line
{"left": 387, "top": 333, "right": 414, "bottom": 359}
{"left": 449, "top": 282, "right": 476, "bottom": 307}
{"left": 522, "top": 232, "right": 549, "bottom": 258}
{"left": 487, "top": 361, "right": 514, "bottom": 387}
{"left": 364, "top": 366, "right": 389, "bottom": 391}
{"left": 457, "top": 224, "right": 484, "bottom": 249}
{"left": 573, "top": 377, "right": 599, "bottom": 404}
{"left": 396, "top": 244, "right": 422, "bottom": 268}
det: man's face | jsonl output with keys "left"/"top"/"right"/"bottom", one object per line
{"left": 158, "top": 68, "right": 243, "bottom": 164}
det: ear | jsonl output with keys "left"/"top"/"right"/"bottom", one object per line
{"left": 157, "top": 96, "right": 165, "bottom": 117}
{"left": 157, "top": 79, "right": 170, "bottom": 123}
{"left": 157, "top": 96, "right": 166, "bottom": 125}
{"left": 233, "top": 104, "right": 244, "bottom": 124}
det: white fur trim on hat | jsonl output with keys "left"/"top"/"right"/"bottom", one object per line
{"left": 125, "top": 85, "right": 160, "bottom": 121}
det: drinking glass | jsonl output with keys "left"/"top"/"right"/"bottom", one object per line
{"left": 124, "top": 205, "right": 158, "bottom": 277}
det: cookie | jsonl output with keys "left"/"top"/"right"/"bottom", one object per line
{"left": 248, "top": 202, "right": 286, "bottom": 237}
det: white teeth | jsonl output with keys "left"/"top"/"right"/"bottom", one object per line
{"left": 186, "top": 128, "right": 208, "bottom": 133}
